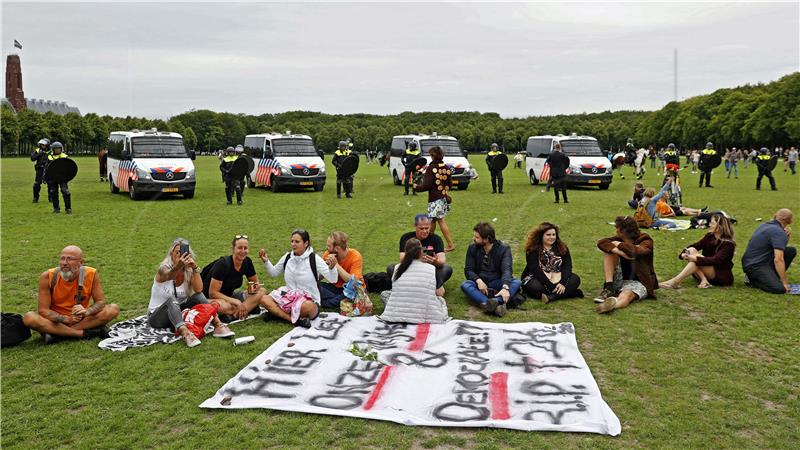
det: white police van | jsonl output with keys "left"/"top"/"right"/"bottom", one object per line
{"left": 525, "top": 133, "right": 612, "bottom": 189}
{"left": 243, "top": 133, "right": 326, "bottom": 192}
{"left": 388, "top": 134, "right": 474, "bottom": 190}
{"left": 107, "top": 129, "right": 196, "bottom": 200}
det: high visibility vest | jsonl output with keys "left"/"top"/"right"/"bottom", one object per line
{"left": 488, "top": 150, "right": 501, "bottom": 156}
{"left": 48, "top": 152, "right": 67, "bottom": 161}
{"left": 223, "top": 155, "right": 237, "bottom": 163}
{"left": 405, "top": 148, "right": 420, "bottom": 156}
{"left": 757, "top": 154, "right": 771, "bottom": 161}
{"left": 702, "top": 149, "right": 716, "bottom": 155}
{"left": 335, "top": 149, "right": 351, "bottom": 157}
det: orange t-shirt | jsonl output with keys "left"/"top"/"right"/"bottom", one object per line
{"left": 321, "top": 249, "right": 364, "bottom": 289}
{"left": 48, "top": 267, "right": 96, "bottom": 315}
{"left": 656, "top": 199, "right": 675, "bottom": 217}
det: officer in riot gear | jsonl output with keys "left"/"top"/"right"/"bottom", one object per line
{"left": 31, "top": 138, "right": 50, "bottom": 203}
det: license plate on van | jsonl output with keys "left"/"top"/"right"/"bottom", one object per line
{"left": 451, "top": 180, "right": 459, "bottom": 185}
{"left": 588, "top": 180, "right": 601, "bottom": 184}
{"left": 300, "top": 181, "right": 313, "bottom": 186}
{"left": 162, "top": 187, "right": 179, "bottom": 192}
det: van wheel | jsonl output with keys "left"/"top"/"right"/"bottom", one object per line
{"left": 599, "top": 183, "right": 610, "bottom": 190}
{"left": 271, "top": 182, "right": 281, "bottom": 193}
{"left": 393, "top": 171, "right": 401, "bottom": 185}
{"left": 457, "top": 183, "right": 469, "bottom": 191}
{"left": 183, "top": 190, "right": 195, "bottom": 199}
{"left": 109, "top": 176, "right": 119, "bottom": 193}
{"left": 529, "top": 172, "right": 539, "bottom": 185}
{"left": 247, "top": 176, "right": 256, "bottom": 188}
{"left": 129, "top": 181, "right": 140, "bottom": 200}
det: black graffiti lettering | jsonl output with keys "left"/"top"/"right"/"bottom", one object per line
{"left": 308, "top": 394, "right": 363, "bottom": 410}
{"left": 459, "top": 342, "right": 490, "bottom": 352}
{"left": 506, "top": 336, "right": 561, "bottom": 359}
{"left": 455, "top": 322, "right": 486, "bottom": 336}
{"left": 504, "top": 356, "right": 580, "bottom": 373}
{"left": 455, "top": 392, "right": 488, "bottom": 405}
{"left": 432, "top": 402, "right": 490, "bottom": 422}
{"left": 292, "top": 316, "right": 349, "bottom": 341}
{"left": 558, "top": 323, "right": 575, "bottom": 334}
{"left": 222, "top": 375, "right": 300, "bottom": 399}
{"left": 351, "top": 338, "right": 402, "bottom": 350}
{"left": 459, "top": 362, "right": 489, "bottom": 373}
{"left": 520, "top": 380, "right": 589, "bottom": 396}
{"left": 469, "top": 334, "right": 490, "bottom": 345}
{"left": 522, "top": 404, "right": 587, "bottom": 424}
{"left": 264, "top": 366, "right": 307, "bottom": 375}
{"left": 280, "top": 349, "right": 327, "bottom": 359}
{"left": 326, "top": 385, "right": 374, "bottom": 395}
{"left": 271, "top": 357, "right": 318, "bottom": 369}
{"left": 387, "top": 350, "right": 448, "bottom": 368}
{"left": 335, "top": 368, "right": 381, "bottom": 386}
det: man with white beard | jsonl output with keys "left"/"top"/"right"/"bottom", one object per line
{"left": 23, "top": 245, "right": 120, "bottom": 344}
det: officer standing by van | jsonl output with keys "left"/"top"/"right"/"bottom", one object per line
{"left": 44, "top": 142, "right": 72, "bottom": 214}
{"left": 220, "top": 146, "right": 243, "bottom": 205}
{"left": 333, "top": 140, "right": 354, "bottom": 198}
{"left": 698, "top": 142, "right": 716, "bottom": 188}
{"left": 755, "top": 147, "right": 777, "bottom": 191}
{"left": 545, "top": 143, "right": 570, "bottom": 204}
{"left": 403, "top": 141, "right": 421, "bottom": 196}
{"left": 31, "top": 138, "right": 50, "bottom": 203}
{"left": 485, "top": 143, "right": 504, "bottom": 194}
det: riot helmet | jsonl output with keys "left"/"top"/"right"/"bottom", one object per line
{"left": 490, "top": 143, "right": 499, "bottom": 150}
{"left": 38, "top": 138, "right": 50, "bottom": 147}
{"left": 759, "top": 147, "right": 769, "bottom": 154}
{"left": 338, "top": 141, "right": 347, "bottom": 149}
{"left": 706, "top": 142, "right": 713, "bottom": 149}
{"left": 235, "top": 145, "right": 244, "bottom": 153}
{"left": 668, "top": 143, "right": 676, "bottom": 150}
{"left": 409, "top": 142, "right": 418, "bottom": 150}
{"left": 50, "top": 141, "right": 64, "bottom": 154}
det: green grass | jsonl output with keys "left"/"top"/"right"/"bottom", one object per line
{"left": 2, "top": 156, "right": 799, "bottom": 449}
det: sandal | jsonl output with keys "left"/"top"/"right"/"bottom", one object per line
{"left": 698, "top": 282, "right": 713, "bottom": 289}
{"left": 659, "top": 281, "right": 679, "bottom": 289}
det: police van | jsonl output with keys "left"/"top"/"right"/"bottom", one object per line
{"left": 243, "top": 133, "right": 326, "bottom": 192}
{"left": 107, "top": 129, "right": 196, "bottom": 200}
{"left": 388, "top": 134, "right": 474, "bottom": 190}
{"left": 525, "top": 133, "right": 612, "bottom": 189}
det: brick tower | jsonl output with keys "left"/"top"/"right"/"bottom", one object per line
{"left": 5, "top": 55, "right": 26, "bottom": 112}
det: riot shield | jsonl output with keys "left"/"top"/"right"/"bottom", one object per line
{"left": 45, "top": 158, "right": 78, "bottom": 183}
{"left": 490, "top": 153, "right": 508, "bottom": 172}
{"left": 337, "top": 154, "right": 360, "bottom": 178}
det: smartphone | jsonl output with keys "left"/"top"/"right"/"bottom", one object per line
{"left": 424, "top": 248, "right": 435, "bottom": 257}
{"left": 180, "top": 243, "right": 190, "bottom": 256}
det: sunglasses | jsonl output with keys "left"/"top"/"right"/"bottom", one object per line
{"left": 234, "top": 234, "right": 249, "bottom": 240}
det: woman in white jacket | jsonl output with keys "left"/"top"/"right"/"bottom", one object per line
{"left": 381, "top": 238, "right": 449, "bottom": 324}
{"left": 259, "top": 229, "right": 338, "bottom": 328}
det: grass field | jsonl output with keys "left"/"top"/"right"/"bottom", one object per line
{"left": 1, "top": 155, "right": 799, "bottom": 449}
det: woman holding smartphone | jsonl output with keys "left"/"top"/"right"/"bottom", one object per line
{"left": 148, "top": 238, "right": 234, "bottom": 347}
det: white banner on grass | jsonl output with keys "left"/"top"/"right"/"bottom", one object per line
{"left": 201, "top": 315, "right": 621, "bottom": 435}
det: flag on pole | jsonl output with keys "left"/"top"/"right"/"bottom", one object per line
{"left": 14, "top": 40, "right": 22, "bottom": 50}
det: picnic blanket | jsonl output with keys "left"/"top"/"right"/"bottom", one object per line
{"left": 608, "top": 219, "right": 692, "bottom": 231}
{"left": 201, "top": 315, "right": 621, "bottom": 435}
{"left": 789, "top": 284, "right": 800, "bottom": 295}
{"left": 98, "top": 308, "right": 263, "bottom": 352}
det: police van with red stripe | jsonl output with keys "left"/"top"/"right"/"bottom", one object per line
{"left": 525, "top": 133, "right": 612, "bottom": 190}
{"left": 107, "top": 129, "right": 196, "bottom": 200}
{"left": 243, "top": 133, "right": 326, "bottom": 193}
{"left": 389, "top": 134, "right": 475, "bottom": 190}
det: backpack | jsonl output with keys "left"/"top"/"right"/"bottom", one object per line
{"left": 200, "top": 256, "right": 232, "bottom": 297}
{"left": 1, "top": 313, "right": 31, "bottom": 348}
{"left": 363, "top": 272, "right": 392, "bottom": 293}
{"left": 634, "top": 203, "right": 654, "bottom": 228}
{"left": 50, "top": 266, "right": 87, "bottom": 305}
{"left": 281, "top": 252, "right": 319, "bottom": 291}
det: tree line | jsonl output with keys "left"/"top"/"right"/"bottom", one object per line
{"left": 2, "top": 72, "right": 797, "bottom": 156}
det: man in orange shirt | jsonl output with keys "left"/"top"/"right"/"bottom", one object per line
{"left": 320, "top": 231, "right": 364, "bottom": 308}
{"left": 23, "top": 245, "right": 120, "bottom": 344}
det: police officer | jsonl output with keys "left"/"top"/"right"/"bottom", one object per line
{"left": 698, "top": 142, "right": 716, "bottom": 188}
{"left": 44, "top": 142, "right": 72, "bottom": 214}
{"left": 403, "top": 141, "right": 421, "bottom": 196}
{"left": 485, "top": 143, "right": 504, "bottom": 194}
{"left": 664, "top": 143, "right": 681, "bottom": 173}
{"left": 545, "top": 143, "right": 570, "bottom": 204}
{"left": 332, "top": 140, "right": 354, "bottom": 199}
{"left": 755, "top": 147, "right": 777, "bottom": 191}
{"left": 31, "top": 138, "right": 50, "bottom": 203}
{"left": 219, "top": 146, "right": 243, "bottom": 205}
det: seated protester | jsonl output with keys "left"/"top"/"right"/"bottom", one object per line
{"left": 387, "top": 214, "right": 453, "bottom": 295}
{"left": 148, "top": 238, "right": 234, "bottom": 348}
{"left": 521, "top": 222, "right": 583, "bottom": 303}
{"left": 320, "top": 231, "right": 364, "bottom": 308}
{"left": 207, "top": 235, "right": 269, "bottom": 321}
{"left": 663, "top": 171, "right": 706, "bottom": 217}
{"left": 639, "top": 183, "right": 677, "bottom": 229}
{"left": 594, "top": 216, "right": 658, "bottom": 314}
{"left": 741, "top": 208, "right": 795, "bottom": 294}
{"left": 628, "top": 182, "right": 644, "bottom": 209}
{"left": 23, "top": 245, "right": 120, "bottom": 344}
{"left": 381, "top": 238, "right": 449, "bottom": 324}
{"left": 660, "top": 214, "right": 736, "bottom": 289}
{"left": 460, "top": 222, "right": 522, "bottom": 317}
{"left": 260, "top": 229, "right": 338, "bottom": 328}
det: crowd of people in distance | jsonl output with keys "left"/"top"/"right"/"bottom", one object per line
{"left": 22, "top": 206, "right": 794, "bottom": 347}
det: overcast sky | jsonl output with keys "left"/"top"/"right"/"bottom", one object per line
{"left": 2, "top": 1, "right": 798, "bottom": 119}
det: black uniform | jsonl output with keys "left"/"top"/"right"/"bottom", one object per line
{"left": 31, "top": 147, "right": 48, "bottom": 202}
{"left": 755, "top": 153, "right": 777, "bottom": 190}
{"left": 220, "top": 154, "right": 243, "bottom": 204}
{"left": 545, "top": 151, "right": 570, "bottom": 203}
{"left": 698, "top": 148, "right": 716, "bottom": 187}
{"left": 485, "top": 150, "right": 504, "bottom": 193}
{"left": 402, "top": 147, "right": 422, "bottom": 195}
{"left": 44, "top": 153, "right": 72, "bottom": 212}
{"left": 332, "top": 148, "right": 354, "bottom": 198}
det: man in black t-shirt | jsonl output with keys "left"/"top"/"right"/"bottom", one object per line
{"left": 207, "top": 236, "right": 268, "bottom": 320}
{"left": 387, "top": 214, "right": 453, "bottom": 293}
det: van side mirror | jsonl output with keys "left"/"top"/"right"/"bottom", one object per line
{"left": 189, "top": 149, "right": 196, "bottom": 160}
{"left": 463, "top": 150, "right": 469, "bottom": 158}
{"left": 121, "top": 149, "right": 131, "bottom": 160}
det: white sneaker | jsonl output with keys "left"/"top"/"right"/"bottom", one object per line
{"left": 184, "top": 333, "right": 201, "bottom": 348}
{"left": 212, "top": 325, "right": 235, "bottom": 338}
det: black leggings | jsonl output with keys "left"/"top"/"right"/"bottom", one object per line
{"left": 523, "top": 274, "right": 581, "bottom": 301}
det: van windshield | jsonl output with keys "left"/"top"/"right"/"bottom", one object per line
{"left": 131, "top": 137, "right": 187, "bottom": 158}
{"left": 420, "top": 139, "right": 463, "bottom": 157}
{"left": 560, "top": 140, "right": 604, "bottom": 157}
{"left": 272, "top": 138, "right": 318, "bottom": 157}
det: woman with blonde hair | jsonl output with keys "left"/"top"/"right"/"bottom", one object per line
{"left": 660, "top": 213, "right": 736, "bottom": 289}
{"left": 521, "top": 222, "right": 582, "bottom": 302}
